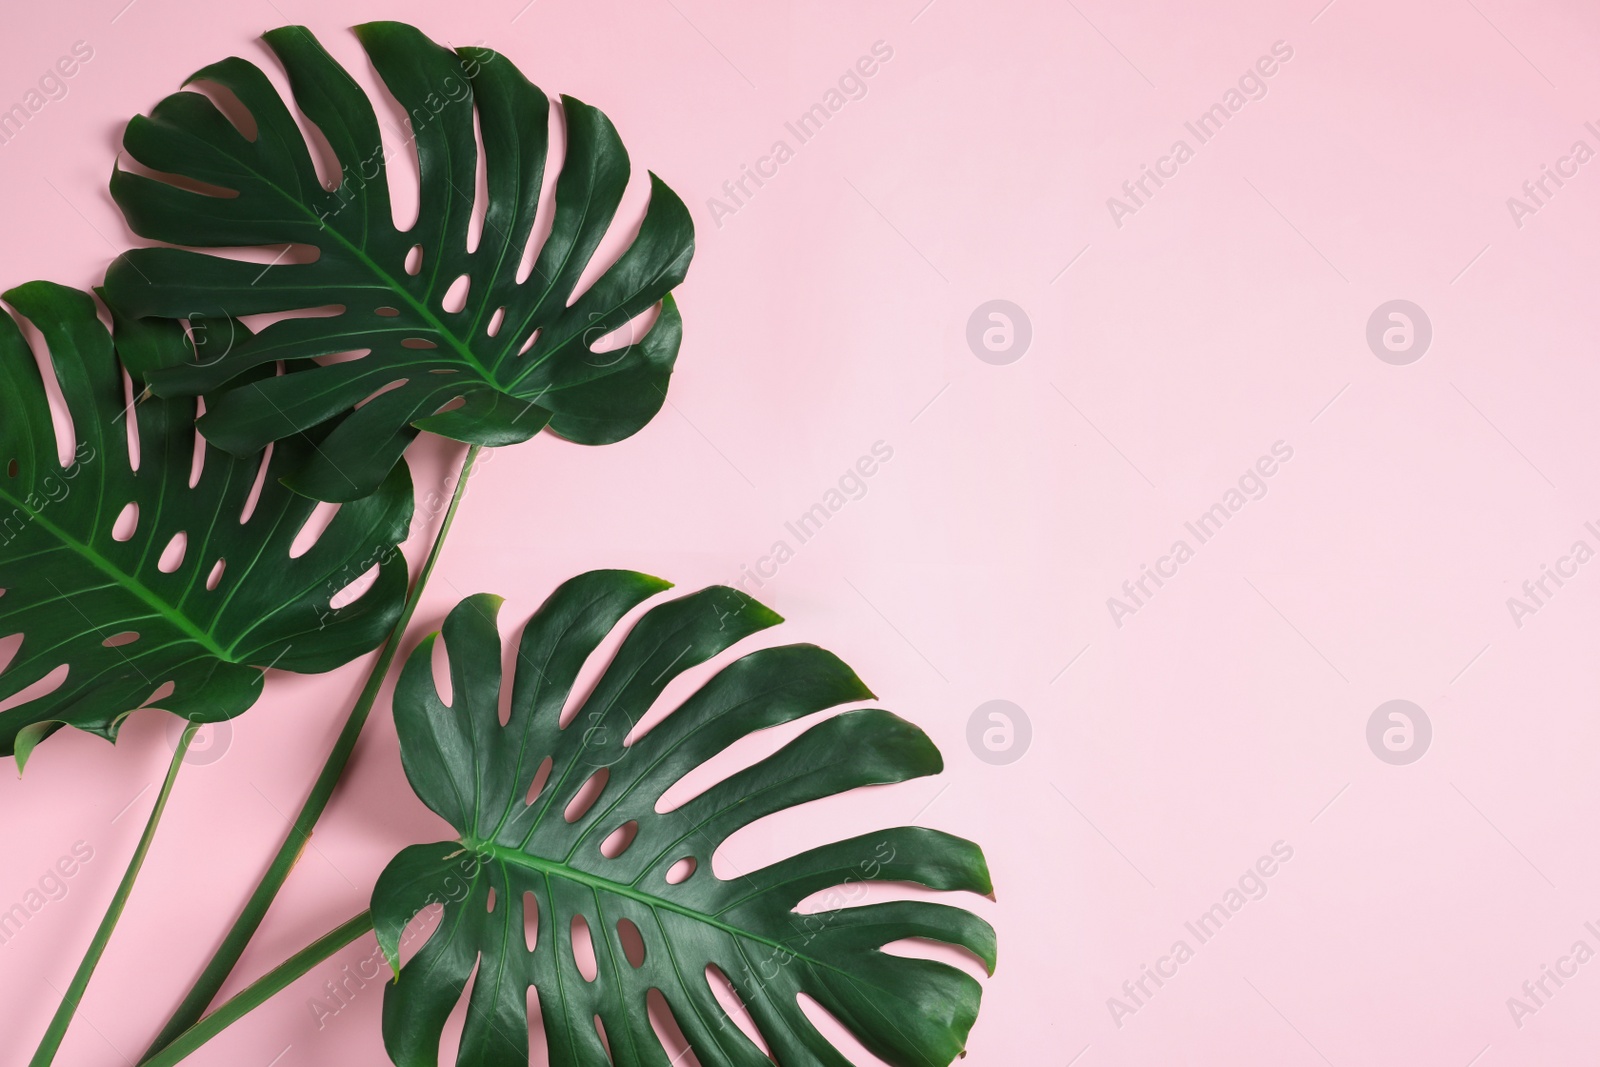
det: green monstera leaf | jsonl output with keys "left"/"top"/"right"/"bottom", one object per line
{"left": 104, "top": 21, "right": 693, "bottom": 503}
{"left": 372, "top": 572, "right": 995, "bottom": 1067}
{"left": 0, "top": 282, "right": 412, "bottom": 766}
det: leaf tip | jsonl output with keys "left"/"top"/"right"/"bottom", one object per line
{"left": 382, "top": 944, "right": 402, "bottom": 982}
{"left": 734, "top": 593, "right": 783, "bottom": 629}
{"left": 13, "top": 720, "right": 60, "bottom": 776}
{"left": 472, "top": 595, "right": 507, "bottom": 623}
{"left": 974, "top": 861, "right": 996, "bottom": 903}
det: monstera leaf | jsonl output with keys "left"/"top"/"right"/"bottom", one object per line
{"left": 104, "top": 21, "right": 693, "bottom": 502}
{"left": 0, "top": 282, "right": 412, "bottom": 766}
{"left": 372, "top": 573, "right": 995, "bottom": 1067}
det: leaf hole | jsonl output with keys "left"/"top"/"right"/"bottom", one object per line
{"left": 188, "top": 78, "right": 259, "bottom": 142}
{"left": 139, "top": 680, "right": 175, "bottom": 708}
{"left": 525, "top": 755, "right": 553, "bottom": 805}
{"left": 5, "top": 459, "right": 15, "bottom": 478}
{"left": 655, "top": 708, "right": 822, "bottom": 817}
{"left": 112, "top": 502, "right": 139, "bottom": 542}
{"left": 401, "top": 338, "right": 438, "bottom": 350}
{"left": 497, "top": 631, "right": 517, "bottom": 726}
{"left": 430, "top": 631, "right": 454, "bottom": 707}
{"left": 515, "top": 99, "right": 562, "bottom": 285}
{"left": 466, "top": 101, "right": 488, "bottom": 254}
{"left": 616, "top": 918, "right": 645, "bottom": 969}
{"left": 593, "top": 1016, "right": 613, "bottom": 1063}
{"left": 374, "top": 306, "right": 400, "bottom": 317}
{"left": 101, "top": 631, "right": 140, "bottom": 648}
{"left": 879, "top": 936, "right": 991, "bottom": 980}
{"left": 600, "top": 821, "right": 637, "bottom": 860}
{"left": 522, "top": 890, "right": 539, "bottom": 952}
{"left": 439, "top": 958, "right": 480, "bottom": 1066}
{"left": 485, "top": 886, "right": 496, "bottom": 913}
{"left": 374, "top": 82, "right": 421, "bottom": 232}
{"left": 157, "top": 532, "right": 187, "bottom": 573}
{"left": 527, "top": 987, "right": 549, "bottom": 1061}
{"left": 587, "top": 303, "right": 662, "bottom": 359}
{"left": 441, "top": 273, "right": 471, "bottom": 314}
{"left": 121, "top": 369, "right": 141, "bottom": 471}
{"left": 564, "top": 767, "right": 608, "bottom": 823}
{"left": 486, "top": 307, "right": 505, "bottom": 337}
{"left": 329, "top": 563, "right": 379, "bottom": 610}
{"left": 0, "top": 633, "right": 22, "bottom": 677}
{"left": 571, "top": 915, "right": 598, "bottom": 982}
{"left": 404, "top": 244, "right": 423, "bottom": 276}
{"left": 704, "top": 965, "right": 770, "bottom": 1058}
{"left": 239, "top": 441, "right": 274, "bottom": 524}
{"left": 188, "top": 403, "right": 207, "bottom": 489}
{"left": 314, "top": 347, "right": 370, "bottom": 368}
{"left": 0, "top": 663, "right": 68, "bottom": 717}
{"left": 563, "top": 152, "right": 657, "bottom": 311}
{"left": 205, "top": 559, "right": 226, "bottom": 591}
{"left": 397, "top": 903, "right": 444, "bottom": 968}
{"left": 517, "top": 327, "right": 540, "bottom": 357}
{"left": 14, "top": 306, "right": 79, "bottom": 468}
{"left": 354, "top": 379, "right": 408, "bottom": 410}
{"left": 646, "top": 990, "right": 699, "bottom": 1067}
{"left": 289, "top": 500, "right": 341, "bottom": 558}
{"left": 665, "top": 857, "right": 697, "bottom": 885}
{"left": 295, "top": 110, "right": 342, "bottom": 193}
{"left": 796, "top": 993, "right": 884, "bottom": 1066}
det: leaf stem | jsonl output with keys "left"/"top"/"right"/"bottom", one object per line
{"left": 139, "top": 910, "right": 374, "bottom": 1067}
{"left": 140, "top": 445, "right": 482, "bottom": 1060}
{"left": 28, "top": 723, "right": 198, "bottom": 1067}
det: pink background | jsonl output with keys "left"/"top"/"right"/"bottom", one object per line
{"left": 5, "top": 0, "right": 1600, "bottom": 1064}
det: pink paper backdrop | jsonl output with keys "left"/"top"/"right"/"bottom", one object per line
{"left": 4, "top": 0, "right": 1600, "bottom": 1063}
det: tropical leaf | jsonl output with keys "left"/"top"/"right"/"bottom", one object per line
{"left": 105, "top": 21, "right": 693, "bottom": 502}
{"left": 372, "top": 572, "right": 995, "bottom": 1067}
{"left": 0, "top": 282, "right": 413, "bottom": 767}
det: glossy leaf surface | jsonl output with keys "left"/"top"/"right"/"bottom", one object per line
{"left": 108, "top": 22, "right": 693, "bottom": 501}
{"left": 0, "top": 282, "right": 412, "bottom": 764}
{"left": 373, "top": 572, "right": 994, "bottom": 1067}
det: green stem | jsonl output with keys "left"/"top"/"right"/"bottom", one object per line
{"left": 29, "top": 724, "right": 198, "bottom": 1067}
{"left": 140, "top": 445, "right": 482, "bottom": 1061}
{"left": 140, "top": 911, "right": 374, "bottom": 1067}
